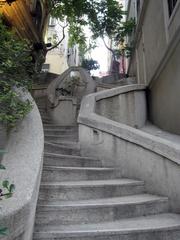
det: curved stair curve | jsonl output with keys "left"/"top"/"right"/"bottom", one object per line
{"left": 33, "top": 97, "right": 180, "bottom": 240}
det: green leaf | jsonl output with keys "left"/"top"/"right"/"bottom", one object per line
{"left": 2, "top": 180, "right": 9, "bottom": 189}
{"left": 0, "top": 150, "right": 7, "bottom": 154}
{"left": 0, "top": 227, "right": 8, "bottom": 236}
{"left": 0, "top": 17, "right": 34, "bottom": 128}
{"left": 0, "top": 164, "right": 6, "bottom": 170}
{"left": 5, "top": 193, "right": 13, "bottom": 199}
{"left": 9, "top": 184, "right": 15, "bottom": 193}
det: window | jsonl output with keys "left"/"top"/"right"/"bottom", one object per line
{"left": 42, "top": 64, "right": 50, "bottom": 73}
{"left": 49, "top": 17, "right": 56, "bottom": 27}
{"left": 167, "top": 0, "right": 177, "bottom": 16}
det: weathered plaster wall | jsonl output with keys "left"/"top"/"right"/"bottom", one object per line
{"left": 45, "top": 53, "right": 68, "bottom": 75}
{"left": 128, "top": 0, "right": 180, "bottom": 134}
{"left": 148, "top": 41, "right": 180, "bottom": 134}
{"left": 142, "top": 0, "right": 167, "bottom": 84}
{"left": 96, "top": 90, "right": 146, "bottom": 129}
{"left": 79, "top": 124, "right": 180, "bottom": 213}
{"left": 49, "top": 97, "right": 77, "bottom": 126}
{"left": 0, "top": 93, "right": 44, "bottom": 240}
{"left": 47, "top": 67, "right": 96, "bottom": 125}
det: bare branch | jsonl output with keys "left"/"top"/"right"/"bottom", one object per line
{"left": 46, "top": 24, "right": 68, "bottom": 52}
{"left": 102, "top": 37, "right": 116, "bottom": 61}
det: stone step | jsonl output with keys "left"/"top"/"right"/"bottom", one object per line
{"left": 45, "top": 134, "right": 78, "bottom": 143}
{"left": 39, "top": 110, "right": 47, "bottom": 115}
{"left": 38, "top": 110, "right": 47, "bottom": 115}
{"left": 44, "top": 142, "right": 80, "bottom": 155}
{"left": 44, "top": 129, "right": 78, "bottom": 135}
{"left": 44, "top": 153, "right": 102, "bottom": 167}
{"left": 40, "top": 114, "right": 52, "bottom": 120}
{"left": 34, "top": 213, "right": 180, "bottom": 240}
{"left": 41, "top": 166, "right": 117, "bottom": 182}
{"left": 41, "top": 117, "right": 52, "bottom": 122}
{"left": 35, "top": 194, "right": 168, "bottom": 226}
{"left": 37, "top": 106, "right": 47, "bottom": 111}
{"left": 42, "top": 120, "right": 52, "bottom": 124}
{"left": 37, "top": 103, "right": 46, "bottom": 108}
{"left": 43, "top": 124, "right": 78, "bottom": 130}
{"left": 47, "top": 141, "right": 80, "bottom": 149}
{"left": 39, "top": 179, "right": 145, "bottom": 201}
{"left": 40, "top": 114, "right": 49, "bottom": 120}
{"left": 37, "top": 106, "right": 46, "bottom": 110}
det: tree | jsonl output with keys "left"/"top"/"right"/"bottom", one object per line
{"left": 0, "top": 18, "right": 33, "bottom": 128}
{"left": 46, "top": 21, "right": 68, "bottom": 52}
{"left": 46, "top": 1, "right": 124, "bottom": 45}
{"left": 46, "top": 0, "right": 135, "bottom": 74}
{"left": 82, "top": 58, "right": 100, "bottom": 72}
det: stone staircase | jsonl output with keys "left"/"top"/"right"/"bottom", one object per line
{"left": 33, "top": 98, "right": 180, "bottom": 240}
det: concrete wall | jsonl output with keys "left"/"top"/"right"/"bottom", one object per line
{"left": 47, "top": 67, "right": 96, "bottom": 125}
{"left": 45, "top": 53, "right": 68, "bottom": 75}
{"left": 142, "top": 0, "right": 167, "bottom": 84}
{"left": 127, "top": 0, "right": 137, "bottom": 21}
{"left": 78, "top": 85, "right": 180, "bottom": 213}
{"left": 96, "top": 90, "right": 146, "bottom": 129}
{"left": 128, "top": 0, "right": 180, "bottom": 134}
{"left": 0, "top": 93, "right": 44, "bottom": 240}
{"left": 32, "top": 87, "right": 47, "bottom": 98}
{"left": 49, "top": 97, "right": 77, "bottom": 126}
{"left": 148, "top": 41, "right": 180, "bottom": 134}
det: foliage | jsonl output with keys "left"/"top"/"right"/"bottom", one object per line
{"left": 46, "top": 21, "right": 68, "bottom": 52}
{"left": 0, "top": 90, "right": 32, "bottom": 128}
{"left": 81, "top": 58, "right": 100, "bottom": 72}
{"left": 0, "top": 180, "right": 15, "bottom": 199}
{"left": 56, "top": 76, "right": 81, "bottom": 96}
{"left": 78, "top": 40, "right": 97, "bottom": 59}
{"left": 0, "top": 227, "right": 8, "bottom": 236}
{"left": 0, "top": 17, "right": 34, "bottom": 128}
{"left": 47, "top": 0, "right": 135, "bottom": 58}
{"left": 0, "top": 163, "right": 6, "bottom": 170}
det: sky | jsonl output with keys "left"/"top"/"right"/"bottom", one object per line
{"left": 90, "top": 37, "right": 109, "bottom": 76}
{"left": 89, "top": 0, "right": 127, "bottom": 77}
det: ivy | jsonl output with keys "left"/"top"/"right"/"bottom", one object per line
{"left": 0, "top": 17, "right": 34, "bottom": 128}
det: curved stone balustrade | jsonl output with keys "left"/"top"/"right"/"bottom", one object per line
{"left": 0, "top": 92, "right": 44, "bottom": 240}
{"left": 47, "top": 66, "right": 96, "bottom": 125}
{"left": 47, "top": 66, "right": 96, "bottom": 106}
{"left": 78, "top": 84, "right": 180, "bottom": 212}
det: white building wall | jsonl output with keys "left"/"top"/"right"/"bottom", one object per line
{"left": 44, "top": 17, "right": 81, "bottom": 74}
{"left": 127, "top": 0, "right": 180, "bottom": 134}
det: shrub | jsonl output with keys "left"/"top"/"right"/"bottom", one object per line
{"left": 0, "top": 17, "right": 34, "bottom": 128}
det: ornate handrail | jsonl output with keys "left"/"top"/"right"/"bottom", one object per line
{"left": 47, "top": 66, "right": 95, "bottom": 107}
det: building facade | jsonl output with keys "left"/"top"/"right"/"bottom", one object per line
{"left": 127, "top": 0, "right": 180, "bottom": 134}
{"left": 44, "top": 17, "right": 81, "bottom": 75}
{"left": 43, "top": 17, "right": 69, "bottom": 74}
